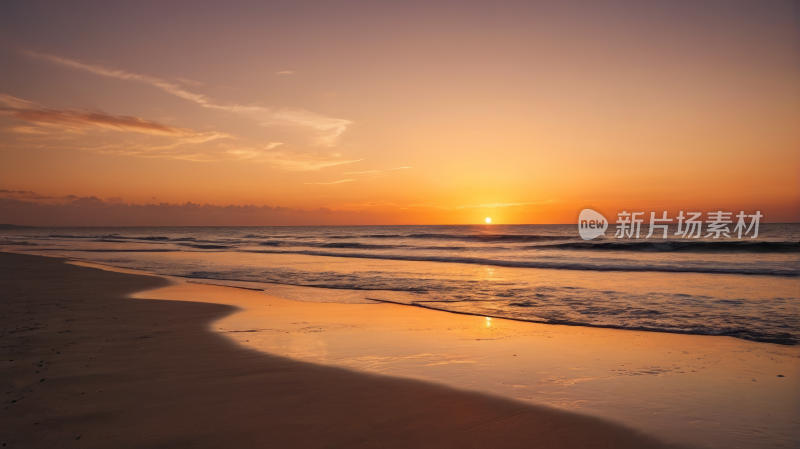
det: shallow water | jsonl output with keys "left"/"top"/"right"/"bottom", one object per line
{"left": 2, "top": 224, "right": 798, "bottom": 344}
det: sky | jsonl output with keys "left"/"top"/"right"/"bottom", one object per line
{"left": 0, "top": 0, "right": 797, "bottom": 225}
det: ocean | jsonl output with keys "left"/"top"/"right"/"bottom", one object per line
{"left": 2, "top": 224, "right": 798, "bottom": 345}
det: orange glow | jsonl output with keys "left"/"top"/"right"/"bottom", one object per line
{"left": 0, "top": 3, "right": 796, "bottom": 225}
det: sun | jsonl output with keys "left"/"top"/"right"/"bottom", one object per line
{"left": 485, "top": 217, "right": 492, "bottom": 224}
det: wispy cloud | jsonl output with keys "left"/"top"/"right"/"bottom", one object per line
{"left": 24, "top": 52, "right": 212, "bottom": 104}
{"left": 205, "top": 104, "right": 352, "bottom": 147}
{"left": 276, "top": 71, "right": 295, "bottom": 75}
{"left": 30, "top": 140, "right": 233, "bottom": 162}
{"left": 1, "top": 137, "right": 359, "bottom": 165}
{"left": 345, "top": 166, "right": 411, "bottom": 175}
{"left": 24, "top": 51, "right": 352, "bottom": 146}
{"left": 0, "top": 93, "right": 232, "bottom": 161}
{"left": 0, "top": 93, "right": 361, "bottom": 168}
{"left": 177, "top": 77, "right": 204, "bottom": 87}
{"left": 233, "top": 147, "right": 362, "bottom": 170}
{"left": 304, "top": 179, "right": 355, "bottom": 185}
{"left": 4, "top": 125, "right": 51, "bottom": 134}
{"left": 0, "top": 93, "right": 227, "bottom": 139}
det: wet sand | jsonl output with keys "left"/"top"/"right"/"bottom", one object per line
{"left": 126, "top": 269, "right": 799, "bottom": 448}
{"left": 0, "top": 252, "right": 684, "bottom": 448}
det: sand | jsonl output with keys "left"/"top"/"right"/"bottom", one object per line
{"left": 119, "top": 265, "right": 799, "bottom": 448}
{"left": 0, "top": 252, "right": 685, "bottom": 448}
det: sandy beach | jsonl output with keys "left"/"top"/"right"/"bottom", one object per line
{"left": 0, "top": 252, "right": 691, "bottom": 448}
{"left": 112, "top": 261, "right": 800, "bottom": 448}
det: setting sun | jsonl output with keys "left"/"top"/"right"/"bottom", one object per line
{"left": 485, "top": 217, "right": 492, "bottom": 224}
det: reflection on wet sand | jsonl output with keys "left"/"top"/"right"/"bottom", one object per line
{"left": 127, "top": 276, "right": 799, "bottom": 449}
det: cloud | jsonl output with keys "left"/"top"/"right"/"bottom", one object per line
{"left": 177, "top": 77, "right": 204, "bottom": 87}
{"left": 276, "top": 71, "right": 295, "bottom": 75}
{"left": 0, "top": 93, "right": 226, "bottom": 139}
{"left": 204, "top": 104, "right": 352, "bottom": 147}
{"left": 0, "top": 190, "right": 123, "bottom": 205}
{"left": 213, "top": 143, "right": 361, "bottom": 169}
{"left": 259, "top": 150, "right": 362, "bottom": 170}
{"left": 4, "top": 125, "right": 51, "bottom": 134}
{"left": 15, "top": 110, "right": 185, "bottom": 136}
{"left": 25, "top": 51, "right": 352, "bottom": 146}
{"left": 1, "top": 130, "right": 359, "bottom": 166}
{"left": 0, "top": 194, "right": 371, "bottom": 226}
{"left": 0, "top": 94, "right": 302, "bottom": 162}
{"left": 0, "top": 189, "right": 40, "bottom": 196}
{"left": 24, "top": 52, "right": 211, "bottom": 104}
{"left": 345, "top": 166, "right": 411, "bottom": 175}
{"left": 304, "top": 179, "right": 355, "bottom": 185}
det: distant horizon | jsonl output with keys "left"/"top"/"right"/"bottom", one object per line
{"left": 3, "top": 222, "right": 798, "bottom": 228}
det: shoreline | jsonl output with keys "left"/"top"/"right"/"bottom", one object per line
{"left": 11, "top": 249, "right": 797, "bottom": 346}
{"left": 122, "top": 264, "right": 799, "bottom": 449}
{"left": 362, "top": 296, "right": 798, "bottom": 344}
{"left": 1, "top": 252, "right": 687, "bottom": 448}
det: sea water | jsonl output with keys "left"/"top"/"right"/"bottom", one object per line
{"left": 2, "top": 224, "right": 798, "bottom": 345}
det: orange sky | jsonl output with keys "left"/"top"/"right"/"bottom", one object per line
{"left": 0, "top": 1, "right": 797, "bottom": 225}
